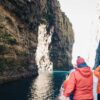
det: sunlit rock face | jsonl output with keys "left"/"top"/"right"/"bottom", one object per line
{"left": 35, "top": 24, "right": 53, "bottom": 72}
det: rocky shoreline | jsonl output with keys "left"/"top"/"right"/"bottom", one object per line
{"left": 0, "top": 71, "right": 38, "bottom": 84}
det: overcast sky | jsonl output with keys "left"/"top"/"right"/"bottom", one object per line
{"left": 58, "top": 0, "right": 100, "bottom": 66}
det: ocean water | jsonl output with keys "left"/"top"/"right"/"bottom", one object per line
{"left": 0, "top": 71, "right": 67, "bottom": 100}
{"left": 0, "top": 71, "right": 97, "bottom": 100}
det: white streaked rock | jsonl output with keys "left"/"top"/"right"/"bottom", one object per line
{"left": 35, "top": 24, "right": 53, "bottom": 72}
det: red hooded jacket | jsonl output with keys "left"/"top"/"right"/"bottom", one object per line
{"left": 64, "top": 67, "right": 93, "bottom": 100}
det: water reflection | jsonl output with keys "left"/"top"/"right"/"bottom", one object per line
{"left": 30, "top": 72, "right": 54, "bottom": 100}
{"left": 0, "top": 78, "right": 33, "bottom": 100}
{"left": 0, "top": 71, "right": 67, "bottom": 100}
{"left": 52, "top": 71, "right": 67, "bottom": 98}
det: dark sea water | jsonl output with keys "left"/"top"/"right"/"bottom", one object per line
{"left": 0, "top": 71, "right": 68, "bottom": 100}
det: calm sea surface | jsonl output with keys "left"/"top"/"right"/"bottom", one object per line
{"left": 0, "top": 71, "right": 67, "bottom": 100}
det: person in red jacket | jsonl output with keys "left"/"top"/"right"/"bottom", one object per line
{"left": 64, "top": 56, "right": 93, "bottom": 100}
{"left": 63, "top": 74, "right": 74, "bottom": 100}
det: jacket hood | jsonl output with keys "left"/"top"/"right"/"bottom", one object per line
{"left": 76, "top": 67, "right": 92, "bottom": 77}
{"left": 77, "top": 62, "right": 88, "bottom": 68}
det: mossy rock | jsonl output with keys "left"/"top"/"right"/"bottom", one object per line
{"left": 40, "top": 18, "right": 47, "bottom": 24}
{"left": 0, "top": 32, "right": 17, "bottom": 45}
{"left": 0, "top": 57, "right": 29, "bottom": 72}
{"left": 16, "top": 51, "right": 28, "bottom": 57}
{"left": 0, "top": 58, "right": 6, "bottom": 72}
{"left": 0, "top": 44, "right": 9, "bottom": 54}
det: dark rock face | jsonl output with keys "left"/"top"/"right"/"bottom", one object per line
{"left": 49, "top": 0, "right": 74, "bottom": 70}
{"left": 0, "top": 0, "right": 74, "bottom": 82}
{"left": 0, "top": 0, "right": 39, "bottom": 82}
{"left": 93, "top": 41, "right": 100, "bottom": 69}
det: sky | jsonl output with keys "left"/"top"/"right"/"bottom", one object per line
{"left": 58, "top": 0, "right": 100, "bottom": 67}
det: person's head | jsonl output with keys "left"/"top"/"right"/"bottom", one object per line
{"left": 76, "top": 56, "right": 88, "bottom": 68}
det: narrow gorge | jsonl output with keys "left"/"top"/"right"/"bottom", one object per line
{"left": 0, "top": 0, "right": 74, "bottom": 83}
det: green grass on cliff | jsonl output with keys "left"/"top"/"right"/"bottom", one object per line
{"left": 0, "top": 33, "right": 17, "bottom": 45}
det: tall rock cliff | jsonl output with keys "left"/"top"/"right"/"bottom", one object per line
{"left": 93, "top": 1, "right": 100, "bottom": 70}
{"left": 0, "top": 0, "right": 74, "bottom": 82}
{"left": 49, "top": 1, "right": 74, "bottom": 70}
{"left": 94, "top": 41, "right": 100, "bottom": 69}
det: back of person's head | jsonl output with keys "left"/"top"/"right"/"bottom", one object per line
{"left": 76, "top": 56, "right": 88, "bottom": 68}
